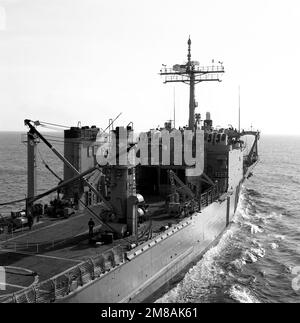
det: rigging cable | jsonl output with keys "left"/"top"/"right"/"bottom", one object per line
{"left": 37, "top": 148, "right": 63, "bottom": 183}
{"left": 35, "top": 121, "right": 70, "bottom": 129}
{"left": 0, "top": 198, "right": 27, "bottom": 207}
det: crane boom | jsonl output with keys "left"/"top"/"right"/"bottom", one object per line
{"left": 168, "top": 170, "right": 195, "bottom": 199}
{"left": 28, "top": 165, "right": 100, "bottom": 204}
{"left": 24, "top": 119, "right": 112, "bottom": 210}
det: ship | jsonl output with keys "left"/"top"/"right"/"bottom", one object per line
{"left": 0, "top": 37, "right": 260, "bottom": 303}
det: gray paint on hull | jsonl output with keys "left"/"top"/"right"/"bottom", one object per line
{"left": 61, "top": 186, "right": 240, "bottom": 303}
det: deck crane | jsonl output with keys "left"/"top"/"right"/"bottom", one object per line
{"left": 27, "top": 165, "right": 100, "bottom": 205}
{"left": 24, "top": 119, "right": 113, "bottom": 212}
{"left": 24, "top": 120, "right": 134, "bottom": 236}
{"left": 26, "top": 164, "right": 123, "bottom": 234}
{"left": 168, "top": 170, "right": 195, "bottom": 200}
{"left": 167, "top": 170, "right": 199, "bottom": 216}
{"left": 24, "top": 120, "right": 148, "bottom": 238}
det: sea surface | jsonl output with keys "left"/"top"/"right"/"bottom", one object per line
{"left": 155, "top": 135, "right": 300, "bottom": 303}
{"left": 0, "top": 132, "right": 299, "bottom": 303}
{"left": 0, "top": 132, "right": 64, "bottom": 215}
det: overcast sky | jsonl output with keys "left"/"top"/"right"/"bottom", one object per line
{"left": 0, "top": 0, "right": 299, "bottom": 134}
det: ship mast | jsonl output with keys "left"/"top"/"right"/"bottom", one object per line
{"left": 160, "top": 37, "right": 225, "bottom": 130}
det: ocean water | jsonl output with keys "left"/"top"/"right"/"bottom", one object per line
{"left": 155, "top": 135, "right": 300, "bottom": 303}
{"left": 0, "top": 133, "right": 299, "bottom": 303}
{"left": 0, "top": 132, "right": 63, "bottom": 215}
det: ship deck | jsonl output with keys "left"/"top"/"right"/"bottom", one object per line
{"left": 0, "top": 201, "right": 181, "bottom": 298}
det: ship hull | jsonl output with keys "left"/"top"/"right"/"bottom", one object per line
{"left": 60, "top": 181, "right": 242, "bottom": 303}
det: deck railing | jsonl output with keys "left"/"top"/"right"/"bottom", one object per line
{"left": 200, "top": 184, "right": 220, "bottom": 209}
{"left": 0, "top": 244, "right": 125, "bottom": 303}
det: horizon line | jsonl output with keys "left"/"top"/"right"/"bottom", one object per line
{"left": 0, "top": 130, "right": 300, "bottom": 136}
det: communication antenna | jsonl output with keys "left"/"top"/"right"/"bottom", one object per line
{"left": 160, "top": 36, "right": 225, "bottom": 130}
{"left": 173, "top": 87, "right": 176, "bottom": 128}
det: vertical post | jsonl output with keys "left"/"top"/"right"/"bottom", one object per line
{"left": 187, "top": 37, "right": 195, "bottom": 131}
{"left": 189, "top": 73, "right": 195, "bottom": 130}
{"left": 27, "top": 131, "right": 37, "bottom": 204}
{"left": 127, "top": 196, "right": 138, "bottom": 237}
{"left": 235, "top": 184, "right": 240, "bottom": 212}
{"left": 173, "top": 87, "right": 176, "bottom": 129}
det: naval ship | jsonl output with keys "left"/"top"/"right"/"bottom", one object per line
{"left": 0, "top": 38, "right": 259, "bottom": 303}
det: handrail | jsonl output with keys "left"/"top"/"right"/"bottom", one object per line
{"left": 1, "top": 244, "right": 125, "bottom": 303}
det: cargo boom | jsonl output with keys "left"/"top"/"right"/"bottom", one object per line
{"left": 0, "top": 38, "right": 259, "bottom": 303}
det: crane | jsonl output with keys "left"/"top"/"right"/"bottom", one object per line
{"left": 24, "top": 119, "right": 113, "bottom": 211}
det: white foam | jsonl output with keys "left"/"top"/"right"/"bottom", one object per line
{"left": 241, "top": 246, "right": 265, "bottom": 264}
{"left": 270, "top": 243, "right": 279, "bottom": 250}
{"left": 243, "top": 250, "right": 258, "bottom": 263}
{"left": 254, "top": 216, "right": 267, "bottom": 224}
{"left": 252, "top": 240, "right": 262, "bottom": 248}
{"left": 251, "top": 247, "right": 265, "bottom": 258}
{"left": 272, "top": 234, "right": 285, "bottom": 241}
{"left": 155, "top": 227, "right": 236, "bottom": 303}
{"left": 264, "top": 212, "right": 283, "bottom": 221}
{"left": 228, "top": 284, "right": 260, "bottom": 303}
{"left": 228, "top": 258, "right": 247, "bottom": 270}
{"left": 156, "top": 186, "right": 267, "bottom": 303}
{"left": 241, "top": 209, "right": 251, "bottom": 220}
{"left": 243, "top": 221, "right": 264, "bottom": 234}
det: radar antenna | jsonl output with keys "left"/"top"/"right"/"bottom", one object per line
{"left": 160, "top": 37, "right": 225, "bottom": 130}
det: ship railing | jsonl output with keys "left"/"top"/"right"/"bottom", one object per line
{"left": 1, "top": 244, "right": 126, "bottom": 303}
{"left": 200, "top": 185, "right": 220, "bottom": 209}
{"left": 0, "top": 222, "right": 103, "bottom": 252}
{"left": 194, "top": 65, "right": 224, "bottom": 73}
{"left": 160, "top": 65, "right": 224, "bottom": 74}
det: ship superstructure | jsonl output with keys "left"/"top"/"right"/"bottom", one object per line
{"left": 0, "top": 38, "right": 259, "bottom": 303}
